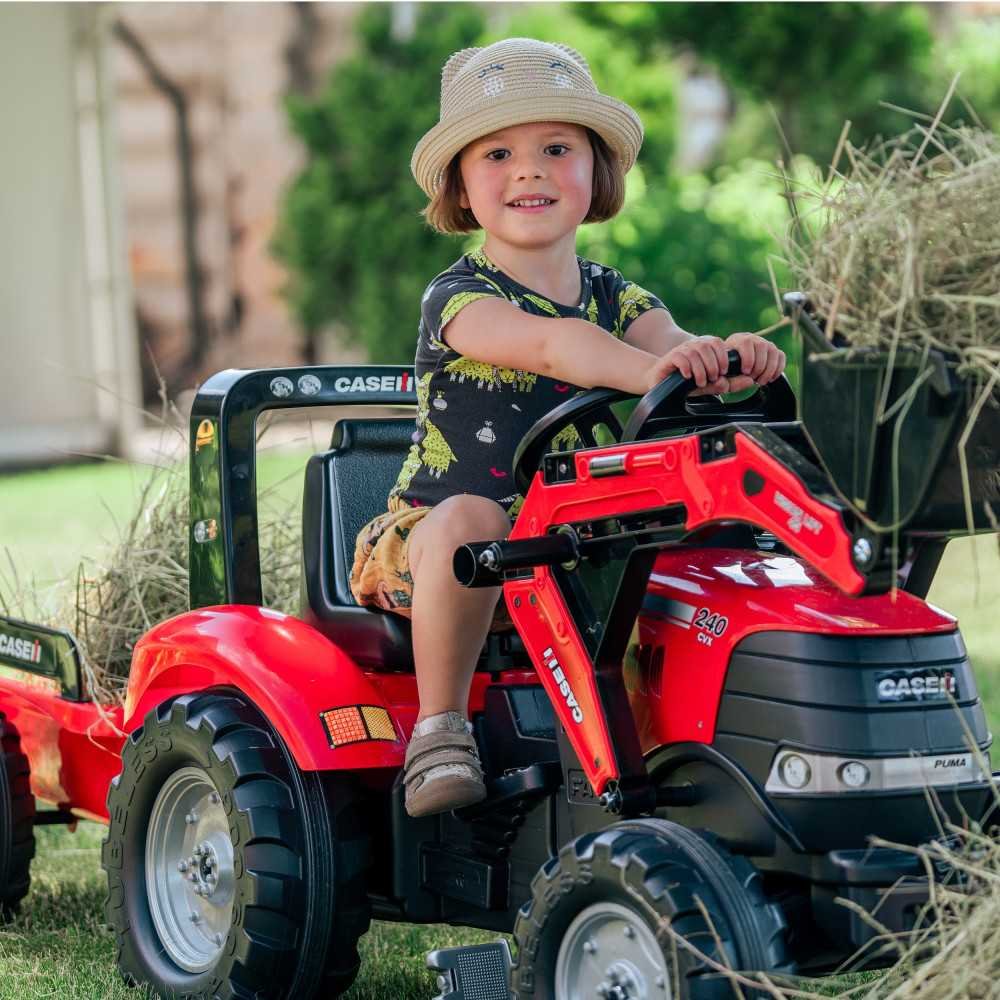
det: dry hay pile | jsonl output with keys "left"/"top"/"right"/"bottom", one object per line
{"left": 779, "top": 91, "right": 1000, "bottom": 390}
{"left": 775, "top": 89, "right": 1000, "bottom": 551}
{"left": 2, "top": 453, "right": 300, "bottom": 706}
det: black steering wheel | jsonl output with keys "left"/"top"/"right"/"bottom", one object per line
{"left": 511, "top": 349, "right": 796, "bottom": 495}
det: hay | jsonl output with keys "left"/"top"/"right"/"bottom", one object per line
{"left": 775, "top": 90, "right": 1000, "bottom": 568}
{"left": 59, "top": 458, "right": 300, "bottom": 704}
{"left": 1, "top": 446, "right": 300, "bottom": 706}
{"left": 778, "top": 92, "right": 1000, "bottom": 385}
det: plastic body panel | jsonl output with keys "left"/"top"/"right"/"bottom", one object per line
{"left": 124, "top": 605, "right": 407, "bottom": 771}
{"left": 628, "top": 547, "right": 958, "bottom": 752}
{"left": 505, "top": 426, "right": 941, "bottom": 800}
{"left": 0, "top": 676, "right": 124, "bottom": 821}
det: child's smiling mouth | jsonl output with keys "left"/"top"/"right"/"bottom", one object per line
{"left": 507, "top": 195, "right": 557, "bottom": 213}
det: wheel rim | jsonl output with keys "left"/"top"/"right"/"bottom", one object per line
{"left": 145, "top": 766, "right": 235, "bottom": 973}
{"left": 555, "top": 901, "right": 670, "bottom": 1000}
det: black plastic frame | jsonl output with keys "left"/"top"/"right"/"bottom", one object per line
{"left": 188, "top": 365, "right": 416, "bottom": 609}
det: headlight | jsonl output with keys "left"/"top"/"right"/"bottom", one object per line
{"left": 778, "top": 753, "right": 812, "bottom": 789}
{"left": 838, "top": 760, "right": 871, "bottom": 788}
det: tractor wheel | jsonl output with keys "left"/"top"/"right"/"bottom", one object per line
{"left": 511, "top": 819, "right": 790, "bottom": 999}
{"left": 0, "top": 712, "right": 35, "bottom": 921}
{"left": 103, "top": 692, "right": 371, "bottom": 999}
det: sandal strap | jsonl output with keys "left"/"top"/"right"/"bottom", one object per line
{"left": 404, "top": 731, "right": 483, "bottom": 787}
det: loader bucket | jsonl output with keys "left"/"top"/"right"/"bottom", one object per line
{"left": 790, "top": 297, "right": 999, "bottom": 537}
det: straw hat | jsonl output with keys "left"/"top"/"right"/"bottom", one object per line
{"left": 411, "top": 37, "right": 644, "bottom": 198}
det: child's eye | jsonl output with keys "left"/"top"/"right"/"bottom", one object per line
{"left": 485, "top": 149, "right": 510, "bottom": 161}
{"left": 545, "top": 144, "right": 570, "bottom": 156}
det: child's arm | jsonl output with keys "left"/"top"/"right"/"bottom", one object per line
{"left": 444, "top": 298, "right": 669, "bottom": 394}
{"left": 445, "top": 298, "right": 769, "bottom": 396}
{"left": 624, "top": 309, "right": 786, "bottom": 391}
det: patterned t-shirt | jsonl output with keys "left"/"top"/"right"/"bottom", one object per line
{"left": 389, "top": 245, "right": 666, "bottom": 517}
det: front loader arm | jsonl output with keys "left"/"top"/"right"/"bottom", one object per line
{"left": 503, "top": 423, "right": 864, "bottom": 811}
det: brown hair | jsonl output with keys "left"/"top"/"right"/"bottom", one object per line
{"left": 421, "top": 128, "right": 627, "bottom": 235}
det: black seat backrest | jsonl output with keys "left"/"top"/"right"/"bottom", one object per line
{"left": 303, "top": 418, "right": 415, "bottom": 608}
{"left": 300, "top": 416, "right": 531, "bottom": 674}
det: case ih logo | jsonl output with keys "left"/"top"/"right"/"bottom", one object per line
{"left": 333, "top": 373, "right": 413, "bottom": 394}
{"left": 542, "top": 647, "right": 583, "bottom": 724}
{"left": 877, "top": 670, "right": 957, "bottom": 702}
{"left": 0, "top": 632, "right": 42, "bottom": 665}
{"left": 773, "top": 490, "right": 822, "bottom": 535}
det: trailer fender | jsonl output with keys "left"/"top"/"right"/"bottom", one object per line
{"left": 124, "top": 606, "right": 404, "bottom": 771}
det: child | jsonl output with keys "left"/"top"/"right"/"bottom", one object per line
{"left": 350, "top": 38, "right": 785, "bottom": 817}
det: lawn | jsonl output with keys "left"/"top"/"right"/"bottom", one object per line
{"left": 0, "top": 452, "right": 997, "bottom": 999}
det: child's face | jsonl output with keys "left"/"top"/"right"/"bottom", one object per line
{"left": 458, "top": 122, "right": 594, "bottom": 249}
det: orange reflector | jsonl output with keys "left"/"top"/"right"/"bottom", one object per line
{"left": 320, "top": 705, "right": 397, "bottom": 748}
{"left": 361, "top": 706, "right": 396, "bottom": 741}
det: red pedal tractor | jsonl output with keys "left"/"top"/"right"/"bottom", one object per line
{"left": 1, "top": 295, "right": 997, "bottom": 999}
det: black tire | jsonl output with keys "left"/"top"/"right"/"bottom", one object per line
{"left": 511, "top": 819, "right": 790, "bottom": 999}
{"left": 102, "top": 691, "right": 371, "bottom": 999}
{"left": 0, "top": 712, "right": 35, "bottom": 921}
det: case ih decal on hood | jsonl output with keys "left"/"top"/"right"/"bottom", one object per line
{"left": 876, "top": 669, "right": 958, "bottom": 702}
{"left": 333, "top": 372, "right": 413, "bottom": 394}
{"left": 0, "top": 631, "right": 42, "bottom": 664}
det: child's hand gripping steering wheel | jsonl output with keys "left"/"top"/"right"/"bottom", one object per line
{"left": 511, "top": 349, "right": 796, "bottom": 495}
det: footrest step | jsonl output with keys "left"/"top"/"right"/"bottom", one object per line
{"left": 427, "top": 940, "right": 514, "bottom": 1000}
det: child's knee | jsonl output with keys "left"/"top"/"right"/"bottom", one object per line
{"left": 434, "top": 495, "right": 510, "bottom": 542}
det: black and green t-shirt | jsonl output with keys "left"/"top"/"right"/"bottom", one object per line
{"left": 390, "top": 245, "right": 666, "bottom": 516}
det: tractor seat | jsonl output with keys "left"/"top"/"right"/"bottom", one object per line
{"left": 300, "top": 418, "right": 528, "bottom": 672}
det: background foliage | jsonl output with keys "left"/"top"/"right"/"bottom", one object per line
{"left": 274, "top": 2, "right": 996, "bottom": 373}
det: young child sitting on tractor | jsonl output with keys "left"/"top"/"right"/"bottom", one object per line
{"left": 349, "top": 37, "right": 787, "bottom": 817}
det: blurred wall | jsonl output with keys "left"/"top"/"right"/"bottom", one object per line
{"left": 111, "top": 2, "right": 363, "bottom": 404}
{"left": 0, "top": 3, "right": 139, "bottom": 468}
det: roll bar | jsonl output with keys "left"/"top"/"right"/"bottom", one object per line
{"left": 187, "top": 366, "right": 416, "bottom": 609}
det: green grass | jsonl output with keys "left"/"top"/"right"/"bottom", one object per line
{"left": 1, "top": 455, "right": 998, "bottom": 998}
{"left": 0, "top": 821, "right": 501, "bottom": 1000}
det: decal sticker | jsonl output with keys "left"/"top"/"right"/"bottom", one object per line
{"left": 320, "top": 705, "right": 398, "bottom": 748}
{"left": 932, "top": 755, "right": 969, "bottom": 770}
{"left": 877, "top": 670, "right": 958, "bottom": 703}
{"left": 773, "top": 489, "right": 822, "bottom": 535}
{"left": 195, "top": 419, "right": 215, "bottom": 452}
{"left": 661, "top": 599, "right": 696, "bottom": 630}
{"left": 269, "top": 376, "right": 294, "bottom": 398}
{"left": 693, "top": 607, "right": 729, "bottom": 646}
{"left": 0, "top": 631, "right": 42, "bottom": 664}
{"left": 332, "top": 372, "right": 413, "bottom": 394}
{"left": 542, "top": 646, "right": 583, "bottom": 723}
{"left": 297, "top": 374, "right": 321, "bottom": 396}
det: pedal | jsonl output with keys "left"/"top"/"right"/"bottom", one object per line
{"left": 426, "top": 940, "right": 514, "bottom": 1000}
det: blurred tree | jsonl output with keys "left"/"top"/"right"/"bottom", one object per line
{"left": 934, "top": 16, "right": 1000, "bottom": 130}
{"left": 272, "top": 5, "right": 485, "bottom": 363}
{"left": 275, "top": 2, "right": 818, "bottom": 371}
{"left": 476, "top": 5, "right": 679, "bottom": 184}
{"left": 577, "top": 2, "right": 936, "bottom": 165}
{"left": 576, "top": 158, "right": 803, "bottom": 387}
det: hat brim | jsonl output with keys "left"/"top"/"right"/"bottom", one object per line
{"left": 411, "top": 93, "right": 644, "bottom": 198}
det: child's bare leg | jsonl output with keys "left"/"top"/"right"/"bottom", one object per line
{"left": 402, "top": 496, "right": 509, "bottom": 816}
{"left": 407, "top": 495, "right": 511, "bottom": 722}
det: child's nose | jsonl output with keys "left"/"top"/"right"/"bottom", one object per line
{"left": 511, "top": 152, "right": 546, "bottom": 180}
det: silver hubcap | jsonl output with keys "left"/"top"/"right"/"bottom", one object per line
{"left": 145, "top": 767, "right": 235, "bottom": 972}
{"left": 555, "top": 902, "right": 670, "bottom": 1000}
